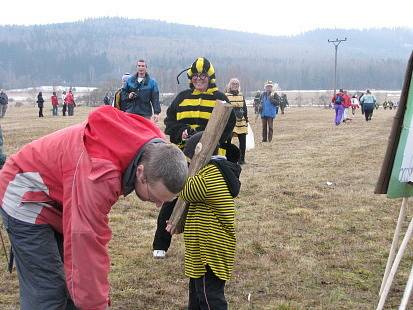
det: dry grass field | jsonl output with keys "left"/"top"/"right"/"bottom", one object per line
{"left": 0, "top": 105, "right": 411, "bottom": 309}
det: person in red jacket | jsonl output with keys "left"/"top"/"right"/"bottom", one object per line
{"left": 0, "top": 106, "right": 188, "bottom": 310}
{"left": 65, "top": 90, "right": 76, "bottom": 116}
{"left": 51, "top": 91, "right": 59, "bottom": 116}
{"left": 342, "top": 90, "right": 352, "bottom": 122}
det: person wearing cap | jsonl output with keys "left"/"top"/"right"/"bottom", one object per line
{"left": 0, "top": 89, "right": 8, "bottom": 118}
{"left": 121, "top": 59, "right": 161, "bottom": 122}
{"left": 0, "top": 106, "right": 188, "bottom": 309}
{"left": 152, "top": 57, "right": 236, "bottom": 259}
{"left": 225, "top": 78, "right": 248, "bottom": 164}
{"left": 113, "top": 72, "right": 131, "bottom": 111}
{"left": 259, "top": 80, "right": 280, "bottom": 142}
{"left": 170, "top": 131, "right": 241, "bottom": 309}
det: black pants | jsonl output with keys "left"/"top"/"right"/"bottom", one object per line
{"left": 38, "top": 107, "right": 44, "bottom": 117}
{"left": 152, "top": 199, "right": 177, "bottom": 251}
{"left": 364, "top": 108, "right": 373, "bottom": 121}
{"left": 227, "top": 134, "right": 246, "bottom": 162}
{"left": 62, "top": 104, "right": 67, "bottom": 116}
{"left": 188, "top": 266, "right": 227, "bottom": 310}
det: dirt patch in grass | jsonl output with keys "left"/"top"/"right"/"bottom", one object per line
{"left": 0, "top": 105, "right": 409, "bottom": 309}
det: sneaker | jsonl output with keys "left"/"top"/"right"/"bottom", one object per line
{"left": 153, "top": 250, "right": 166, "bottom": 259}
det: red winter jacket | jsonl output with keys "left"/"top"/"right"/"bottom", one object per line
{"left": 51, "top": 95, "right": 59, "bottom": 106}
{"left": 0, "top": 106, "right": 164, "bottom": 309}
{"left": 65, "top": 92, "right": 75, "bottom": 105}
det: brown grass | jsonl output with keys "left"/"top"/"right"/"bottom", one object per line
{"left": 0, "top": 105, "right": 410, "bottom": 309}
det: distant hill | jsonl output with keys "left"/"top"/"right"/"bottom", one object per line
{"left": 0, "top": 17, "right": 412, "bottom": 91}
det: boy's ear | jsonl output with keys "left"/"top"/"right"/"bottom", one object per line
{"left": 136, "top": 164, "right": 144, "bottom": 180}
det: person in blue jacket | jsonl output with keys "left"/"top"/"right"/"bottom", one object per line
{"left": 259, "top": 81, "right": 280, "bottom": 142}
{"left": 121, "top": 59, "right": 161, "bottom": 122}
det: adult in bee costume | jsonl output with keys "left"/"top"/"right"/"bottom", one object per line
{"left": 225, "top": 78, "right": 248, "bottom": 165}
{"left": 152, "top": 57, "right": 236, "bottom": 258}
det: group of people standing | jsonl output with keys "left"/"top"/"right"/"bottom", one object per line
{"left": 36, "top": 89, "right": 76, "bottom": 117}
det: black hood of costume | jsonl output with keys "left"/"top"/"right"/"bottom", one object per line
{"left": 210, "top": 158, "right": 241, "bottom": 198}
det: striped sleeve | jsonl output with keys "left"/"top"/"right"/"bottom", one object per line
{"left": 180, "top": 173, "right": 207, "bottom": 203}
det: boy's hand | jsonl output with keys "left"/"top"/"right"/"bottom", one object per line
{"left": 166, "top": 220, "right": 176, "bottom": 235}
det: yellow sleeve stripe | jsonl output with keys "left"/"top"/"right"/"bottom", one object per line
{"left": 179, "top": 98, "right": 216, "bottom": 107}
{"left": 177, "top": 111, "right": 212, "bottom": 120}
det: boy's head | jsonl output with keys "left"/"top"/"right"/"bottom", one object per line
{"left": 183, "top": 131, "right": 240, "bottom": 164}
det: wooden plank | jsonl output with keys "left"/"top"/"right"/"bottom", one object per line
{"left": 167, "top": 100, "right": 233, "bottom": 234}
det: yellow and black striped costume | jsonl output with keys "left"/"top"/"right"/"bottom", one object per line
{"left": 226, "top": 92, "right": 248, "bottom": 135}
{"left": 164, "top": 89, "right": 235, "bottom": 150}
{"left": 181, "top": 162, "right": 237, "bottom": 281}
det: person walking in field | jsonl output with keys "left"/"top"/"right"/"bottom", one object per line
{"left": 360, "top": 89, "right": 377, "bottom": 121}
{"left": 0, "top": 89, "right": 8, "bottom": 118}
{"left": 279, "top": 93, "right": 289, "bottom": 114}
{"left": 121, "top": 59, "right": 161, "bottom": 122}
{"left": 37, "top": 92, "right": 44, "bottom": 117}
{"left": 331, "top": 89, "right": 345, "bottom": 126}
{"left": 225, "top": 78, "right": 248, "bottom": 164}
{"left": 351, "top": 94, "right": 360, "bottom": 116}
{"left": 0, "top": 106, "right": 188, "bottom": 310}
{"left": 260, "top": 80, "right": 279, "bottom": 142}
{"left": 51, "top": 91, "right": 59, "bottom": 116}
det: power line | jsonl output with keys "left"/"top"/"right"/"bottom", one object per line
{"left": 328, "top": 37, "right": 347, "bottom": 96}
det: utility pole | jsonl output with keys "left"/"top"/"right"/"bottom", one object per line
{"left": 328, "top": 37, "right": 347, "bottom": 96}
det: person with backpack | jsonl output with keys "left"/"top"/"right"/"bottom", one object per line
{"left": 37, "top": 92, "right": 44, "bottom": 118}
{"left": 331, "top": 89, "right": 345, "bottom": 126}
{"left": 113, "top": 73, "right": 131, "bottom": 111}
{"left": 0, "top": 89, "right": 9, "bottom": 118}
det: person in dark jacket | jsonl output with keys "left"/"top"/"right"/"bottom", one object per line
{"left": 279, "top": 93, "right": 289, "bottom": 114}
{"left": 121, "top": 59, "right": 160, "bottom": 122}
{"left": 37, "top": 92, "right": 44, "bottom": 117}
{"left": 152, "top": 57, "right": 236, "bottom": 259}
{"left": 0, "top": 89, "right": 8, "bottom": 118}
{"left": 0, "top": 124, "right": 6, "bottom": 169}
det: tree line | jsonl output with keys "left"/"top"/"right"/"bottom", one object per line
{"left": 0, "top": 17, "right": 411, "bottom": 92}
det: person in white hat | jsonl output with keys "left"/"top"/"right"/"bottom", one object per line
{"left": 259, "top": 80, "right": 280, "bottom": 142}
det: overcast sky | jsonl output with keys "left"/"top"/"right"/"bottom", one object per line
{"left": 2, "top": 0, "right": 412, "bottom": 36}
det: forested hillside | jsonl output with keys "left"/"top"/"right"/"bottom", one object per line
{"left": 0, "top": 17, "right": 412, "bottom": 91}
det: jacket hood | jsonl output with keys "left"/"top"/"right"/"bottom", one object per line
{"left": 210, "top": 158, "right": 241, "bottom": 198}
{"left": 84, "top": 106, "right": 165, "bottom": 173}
